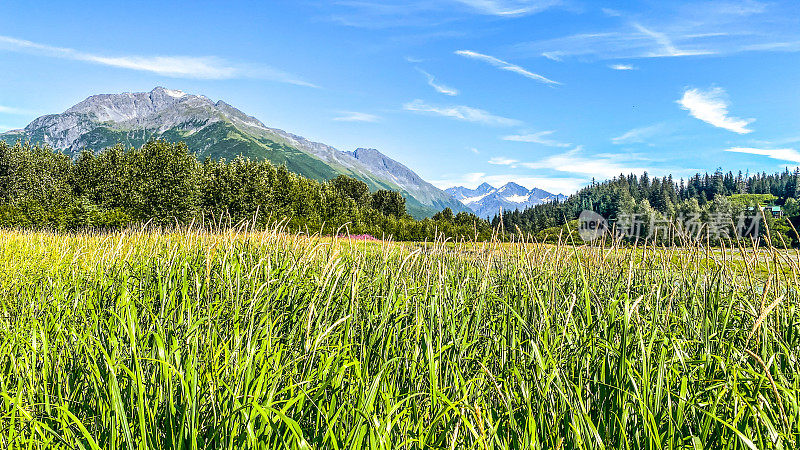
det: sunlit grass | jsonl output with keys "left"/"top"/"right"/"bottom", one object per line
{"left": 1, "top": 225, "right": 799, "bottom": 448}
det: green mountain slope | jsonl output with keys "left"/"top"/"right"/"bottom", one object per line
{"left": 1, "top": 87, "right": 469, "bottom": 218}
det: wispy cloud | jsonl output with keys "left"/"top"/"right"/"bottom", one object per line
{"left": 514, "top": 3, "right": 793, "bottom": 61}
{"left": 455, "top": 50, "right": 560, "bottom": 85}
{"left": 678, "top": 87, "right": 754, "bottom": 134}
{"left": 710, "top": 1, "right": 768, "bottom": 16}
{"left": 403, "top": 99, "right": 521, "bottom": 126}
{"left": 430, "top": 172, "right": 488, "bottom": 188}
{"left": 324, "top": 1, "right": 445, "bottom": 29}
{"left": 609, "top": 63, "right": 636, "bottom": 70}
{"left": 0, "top": 35, "right": 317, "bottom": 86}
{"left": 470, "top": 147, "right": 480, "bottom": 154}
{"left": 489, "top": 156, "right": 520, "bottom": 165}
{"left": 612, "top": 123, "right": 664, "bottom": 144}
{"left": 518, "top": 26, "right": 716, "bottom": 61}
{"left": 725, "top": 147, "right": 800, "bottom": 163}
{"left": 741, "top": 41, "right": 800, "bottom": 52}
{"left": 541, "top": 52, "right": 563, "bottom": 61}
{"left": 416, "top": 68, "right": 459, "bottom": 96}
{"left": 0, "top": 105, "right": 31, "bottom": 115}
{"left": 502, "top": 130, "right": 571, "bottom": 147}
{"left": 487, "top": 146, "right": 680, "bottom": 180}
{"left": 453, "top": 0, "right": 560, "bottom": 16}
{"left": 633, "top": 23, "right": 714, "bottom": 57}
{"left": 324, "top": 0, "right": 558, "bottom": 28}
{"left": 750, "top": 136, "right": 800, "bottom": 146}
{"left": 332, "top": 111, "right": 381, "bottom": 122}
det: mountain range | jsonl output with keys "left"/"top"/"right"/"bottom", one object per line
{"left": 445, "top": 182, "right": 567, "bottom": 219}
{"left": 0, "top": 87, "right": 467, "bottom": 218}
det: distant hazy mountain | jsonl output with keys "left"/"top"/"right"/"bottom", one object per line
{"left": 0, "top": 87, "right": 467, "bottom": 218}
{"left": 445, "top": 182, "right": 567, "bottom": 219}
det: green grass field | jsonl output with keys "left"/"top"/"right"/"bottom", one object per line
{"left": 1, "top": 227, "right": 799, "bottom": 448}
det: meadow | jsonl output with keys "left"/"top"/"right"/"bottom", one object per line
{"left": 1, "top": 225, "right": 799, "bottom": 449}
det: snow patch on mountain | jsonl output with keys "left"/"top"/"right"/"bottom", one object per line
{"left": 503, "top": 194, "right": 529, "bottom": 203}
{"left": 445, "top": 183, "right": 568, "bottom": 219}
{"left": 461, "top": 193, "right": 490, "bottom": 204}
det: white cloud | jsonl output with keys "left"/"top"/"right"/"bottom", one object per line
{"left": 715, "top": 1, "right": 768, "bottom": 16}
{"left": 488, "top": 146, "right": 668, "bottom": 180}
{"left": 470, "top": 147, "right": 480, "bottom": 154}
{"left": 741, "top": 41, "right": 800, "bottom": 52}
{"left": 432, "top": 171, "right": 488, "bottom": 188}
{"left": 541, "top": 51, "right": 563, "bottom": 61}
{"left": 0, "top": 105, "right": 30, "bottom": 115}
{"left": 434, "top": 147, "right": 698, "bottom": 194}
{"left": 455, "top": 50, "right": 560, "bottom": 85}
{"left": 319, "top": 2, "right": 440, "bottom": 28}
{"left": 453, "top": 0, "right": 560, "bottom": 16}
{"left": 332, "top": 111, "right": 381, "bottom": 122}
{"left": 633, "top": 23, "right": 714, "bottom": 57}
{"left": 609, "top": 63, "right": 636, "bottom": 70}
{"left": 435, "top": 146, "right": 699, "bottom": 195}
{"left": 518, "top": 27, "right": 716, "bottom": 61}
{"left": 502, "top": 130, "right": 571, "bottom": 147}
{"left": 403, "top": 99, "right": 521, "bottom": 126}
{"left": 678, "top": 87, "right": 754, "bottom": 134}
{"left": 0, "top": 35, "right": 316, "bottom": 86}
{"left": 725, "top": 147, "right": 800, "bottom": 163}
{"left": 750, "top": 136, "right": 800, "bottom": 146}
{"left": 611, "top": 123, "right": 664, "bottom": 144}
{"left": 325, "top": 1, "right": 557, "bottom": 28}
{"left": 521, "top": 2, "right": 799, "bottom": 62}
{"left": 515, "top": 10, "right": 786, "bottom": 62}
{"left": 489, "top": 156, "right": 520, "bottom": 166}
{"left": 416, "top": 68, "right": 459, "bottom": 96}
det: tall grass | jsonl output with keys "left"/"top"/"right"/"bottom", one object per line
{"left": 1, "top": 225, "right": 799, "bottom": 448}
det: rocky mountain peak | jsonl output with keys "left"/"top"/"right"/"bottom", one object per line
{"left": 497, "top": 182, "right": 529, "bottom": 196}
{"left": 18, "top": 87, "right": 232, "bottom": 150}
{"left": 351, "top": 148, "right": 425, "bottom": 186}
{"left": 476, "top": 182, "right": 495, "bottom": 194}
{"left": 445, "top": 182, "right": 568, "bottom": 218}
{"left": 352, "top": 147, "right": 381, "bottom": 158}
{"left": 64, "top": 86, "right": 204, "bottom": 123}
{"left": 1, "top": 87, "right": 470, "bottom": 218}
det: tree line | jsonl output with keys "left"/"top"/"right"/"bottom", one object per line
{"left": 493, "top": 170, "right": 800, "bottom": 246}
{"left": 5, "top": 139, "right": 799, "bottom": 246}
{"left": 0, "top": 140, "right": 493, "bottom": 240}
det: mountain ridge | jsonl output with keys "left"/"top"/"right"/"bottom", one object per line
{"left": 0, "top": 87, "right": 468, "bottom": 218}
{"left": 446, "top": 182, "right": 567, "bottom": 219}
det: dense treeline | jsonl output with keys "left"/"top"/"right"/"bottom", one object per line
{"left": 494, "top": 170, "right": 800, "bottom": 246}
{"left": 0, "top": 140, "right": 492, "bottom": 240}
{"left": 5, "top": 138, "right": 799, "bottom": 245}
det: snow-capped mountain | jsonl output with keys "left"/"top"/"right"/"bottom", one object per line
{"left": 445, "top": 182, "right": 567, "bottom": 219}
{"left": 447, "top": 182, "right": 496, "bottom": 205}
{"left": 0, "top": 87, "right": 468, "bottom": 218}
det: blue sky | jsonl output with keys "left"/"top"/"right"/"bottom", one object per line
{"left": 1, "top": 0, "right": 799, "bottom": 194}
